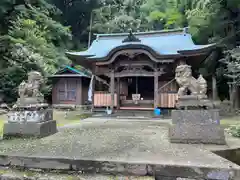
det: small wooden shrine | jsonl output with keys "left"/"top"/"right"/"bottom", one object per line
{"left": 50, "top": 65, "right": 91, "bottom": 106}
{"left": 66, "top": 28, "right": 216, "bottom": 111}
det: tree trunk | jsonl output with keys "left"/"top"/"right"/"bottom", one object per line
{"left": 230, "top": 84, "right": 238, "bottom": 109}
{"left": 212, "top": 74, "right": 218, "bottom": 101}
{"left": 229, "top": 84, "right": 234, "bottom": 109}
{"left": 234, "top": 86, "right": 239, "bottom": 109}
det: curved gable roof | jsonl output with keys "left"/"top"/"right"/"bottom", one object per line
{"left": 66, "top": 28, "right": 215, "bottom": 60}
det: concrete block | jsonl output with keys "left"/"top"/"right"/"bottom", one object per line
{"left": 171, "top": 110, "right": 220, "bottom": 125}
{"left": 169, "top": 124, "right": 226, "bottom": 145}
{"left": 3, "top": 120, "right": 57, "bottom": 138}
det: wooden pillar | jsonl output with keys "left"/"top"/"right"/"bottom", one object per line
{"left": 117, "top": 77, "right": 120, "bottom": 110}
{"left": 154, "top": 70, "right": 159, "bottom": 108}
{"left": 110, "top": 70, "right": 115, "bottom": 111}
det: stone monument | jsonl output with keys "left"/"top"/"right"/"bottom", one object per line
{"left": 169, "top": 63, "right": 226, "bottom": 144}
{"left": 3, "top": 71, "right": 57, "bottom": 138}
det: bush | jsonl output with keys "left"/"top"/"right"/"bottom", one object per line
{"left": 226, "top": 125, "right": 240, "bottom": 138}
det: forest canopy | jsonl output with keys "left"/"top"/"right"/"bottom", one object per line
{"left": 0, "top": 0, "right": 239, "bottom": 104}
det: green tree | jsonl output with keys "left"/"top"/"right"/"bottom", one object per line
{"left": 186, "top": 0, "right": 240, "bottom": 106}
{"left": 0, "top": 0, "right": 72, "bottom": 103}
{"left": 50, "top": 0, "right": 100, "bottom": 48}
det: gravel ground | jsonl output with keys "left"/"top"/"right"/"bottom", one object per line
{"left": 0, "top": 120, "right": 238, "bottom": 171}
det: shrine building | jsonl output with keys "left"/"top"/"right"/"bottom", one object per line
{"left": 66, "top": 28, "right": 216, "bottom": 111}
{"left": 50, "top": 65, "right": 91, "bottom": 107}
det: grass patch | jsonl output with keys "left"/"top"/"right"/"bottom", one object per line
{"left": 221, "top": 117, "right": 240, "bottom": 128}
{"left": 221, "top": 120, "right": 240, "bottom": 125}
{"left": 226, "top": 125, "right": 240, "bottom": 138}
{"left": 221, "top": 116, "right": 240, "bottom": 138}
{"left": 0, "top": 120, "right": 4, "bottom": 137}
{"left": 57, "top": 119, "right": 80, "bottom": 127}
{"left": 53, "top": 110, "right": 92, "bottom": 127}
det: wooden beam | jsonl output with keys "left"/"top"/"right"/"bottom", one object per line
{"left": 110, "top": 70, "right": 115, "bottom": 111}
{"left": 158, "top": 79, "right": 175, "bottom": 92}
{"left": 115, "top": 60, "right": 155, "bottom": 70}
{"left": 154, "top": 70, "right": 159, "bottom": 108}
{"left": 114, "top": 72, "right": 154, "bottom": 77}
{"left": 94, "top": 75, "right": 110, "bottom": 87}
{"left": 117, "top": 77, "right": 120, "bottom": 109}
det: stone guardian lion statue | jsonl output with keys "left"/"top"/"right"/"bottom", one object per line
{"left": 175, "top": 64, "right": 207, "bottom": 99}
{"left": 17, "top": 71, "right": 44, "bottom": 105}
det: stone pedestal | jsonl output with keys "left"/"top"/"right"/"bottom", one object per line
{"left": 3, "top": 103, "right": 57, "bottom": 138}
{"left": 176, "top": 95, "right": 215, "bottom": 109}
{"left": 169, "top": 96, "right": 226, "bottom": 145}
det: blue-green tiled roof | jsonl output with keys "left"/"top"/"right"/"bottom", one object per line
{"left": 66, "top": 28, "right": 215, "bottom": 60}
{"left": 52, "top": 65, "right": 91, "bottom": 78}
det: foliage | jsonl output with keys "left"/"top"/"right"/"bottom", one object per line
{"left": 227, "top": 125, "right": 240, "bottom": 138}
{"left": 186, "top": 0, "right": 240, "bottom": 44}
{"left": 0, "top": 0, "right": 240, "bottom": 104}
{"left": 50, "top": 0, "right": 100, "bottom": 48}
{"left": 0, "top": 0, "right": 72, "bottom": 103}
{"left": 185, "top": 0, "right": 240, "bottom": 102}
{"left": 91, "top": 0, "right": 185, "bottom": 33}
{"left": 220, "top": 47, "right": 240, "bottom": 85}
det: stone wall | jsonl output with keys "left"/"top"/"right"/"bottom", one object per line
{"left": 0, "top": 168, "right": 155, "bottom": 180}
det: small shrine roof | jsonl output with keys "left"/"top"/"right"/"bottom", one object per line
{"left": 50, "top": 65, "right": 91, "bottom": 78}
{"left": 66, "top": 28, "right": 216, "bottom": 61}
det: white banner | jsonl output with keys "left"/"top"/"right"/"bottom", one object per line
{"left": 88, "top": 75, "right": 94, "bottom": 102}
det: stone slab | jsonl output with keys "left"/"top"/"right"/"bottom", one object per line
{"left": 13, "top": 102, "right": 49, "bottom": 110}
{"left": 3, "top": 120, "right": 57, "bottom": 138}
{"left": 0, "top": 155, "right": 238, "bottom": 179}
{"left": 0, "top": 120, "right": 238, "bottom": 179}
{"left": 16, "top": 97, "right": 45, "bottom": 106}
{"left": 8, "top": 108, "right": 53, "bottom": 123}
{"left": 171, "top": 110, "right": 220, "bottom": 125}
{"left": 176, "top": 96, "right": 214, "bottom": 108}
{"left": 169, "top": 123, "right": 226, "bottom": 145}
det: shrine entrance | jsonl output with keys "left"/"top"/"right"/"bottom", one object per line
{"left": 120, "top": 76, "right": 154, "bottom": 109}
{"left": 127, "top": 77, "right": 154, "bottom": 100}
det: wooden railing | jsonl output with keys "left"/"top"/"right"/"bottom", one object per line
{"left": 93, "top": 92, "right": 178, "bottom": 108}
{"left": 159, "top": 93, "right": 178, "bottom": 108}
{"left": 94, "top": 91, "right": 117, "bottom": 107}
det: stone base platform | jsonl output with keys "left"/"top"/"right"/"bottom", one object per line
{"left": 169, "top": 110, "right": 226, "bottom": 145}
{"left": 3, "top": 120, "right": 57, "bottom": 139}
{"left": 0, "top": 120, "right": 239, "bottom": 179}
{"left": 169, "top": 124, "right": 226, "bottom": 144}
{"left": 176, "top": 95, "right": 215, "bottom": 109}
